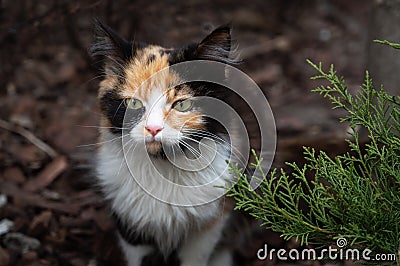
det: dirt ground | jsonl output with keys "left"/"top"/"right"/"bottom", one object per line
{"left": 0, "top": 1, "right": 372, "bottom": 265}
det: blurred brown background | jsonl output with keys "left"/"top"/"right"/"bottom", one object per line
{"left": 1, "top": 0, "right": 396, "bottom": 265}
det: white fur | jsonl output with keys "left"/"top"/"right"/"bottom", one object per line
{"left": 97, "top": 134, "right": 230, "bottom": 254}
{"left": 145, "top": 87, "right": 166, "bottom": 130}
{"left": 178, "top": 214, "right": 229, "bottom": 266}
{"left": 119, "top": 235, "right": 154, "bottom": 266}
{"left": 97, "top": 88, "right": 233, "bottom": 265}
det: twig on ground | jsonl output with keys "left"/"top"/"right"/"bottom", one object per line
{"left": 0, "top": 118, "right": 58, "bottom": 158}
{"left": 23, "top": 156, "right": 68, "bottom": 192}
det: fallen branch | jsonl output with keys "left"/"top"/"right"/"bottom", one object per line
{"left": 0, "top": 181, "right": 80, "bottom": 215}
{"left": 0, "top": 118, "right": 58, "bottom": 158}
{"left": 23, "top": 156, "right": 68, "bottom": 192}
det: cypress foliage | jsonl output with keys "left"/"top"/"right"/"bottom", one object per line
{"left": 228, "top": 42, "right": 400, "bottom": 264}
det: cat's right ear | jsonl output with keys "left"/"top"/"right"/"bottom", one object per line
{"left": 90, "top": 19, "right": 135, "bottom": 76}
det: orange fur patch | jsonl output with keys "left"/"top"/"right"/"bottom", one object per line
{"left": 165, "top": 86, "right": 193, "bottom": 104}
{"left": 98, "top": 76, "right": 118, "bottom": 97}
{"left": 166, "top": 111, "right": 205, "bottom": 132}
{"left": 121, "top": 46, "right": 181, "bottom": 99}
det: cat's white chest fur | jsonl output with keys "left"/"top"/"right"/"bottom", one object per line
{"left": 96, "top": 136, "right": 231, "bottom": 253}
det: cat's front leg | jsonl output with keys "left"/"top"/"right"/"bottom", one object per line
{"left": 119, "top": 235, "right": 154, "bottom": 266}
{"left": 178, "top": 215, "right": 230, "bottom": 266}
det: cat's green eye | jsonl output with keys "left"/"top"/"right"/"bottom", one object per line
{"left": 125, "top": 98, "right": 143, "bottom": 109}
{"left": 173, "top": 99, "right": 192, "bottom": 112}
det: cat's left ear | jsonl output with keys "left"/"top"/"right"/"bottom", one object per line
{"left": 90, "top": 19, "right": 136, "bottom": 76}
{"left": 193, "top": 25, "right": 237, "bottom": 64}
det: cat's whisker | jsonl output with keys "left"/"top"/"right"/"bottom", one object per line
{"left": 183, "top": 129, "right": 228, "bottom": 143}
{"left": 171, "top": 143, "right": 177, "bottom": 162}
{"left": 91, "top": 57, "right": 127, "bottom": 81}
{"left": 112, "top": 100, "right": 126, "bottom": 121}
{"left": 118, "top": 140, "right": 141, "bottom": 184}
{"left": 181, "top": 135, "right": 248, "bottom": 167}
{"left": 77, "top": 133, "right": 130, "bottom": 147}
{"left": 180, "top": 140, "right": 221, "bottom": 165}
{"left": 182, "top": 130, "right": 232, "bottom": 148}
{"left": 123, "top": 138, "right": 138, "bottom": 161}
{"left": 96, "top": 71, "right": 126, "bottom": 82}
{"left": 181, "top": 138, "right": 223, "bottom": 160}
{"left": 178, "top": 140, "right": 219, "bottom": 175}
{"left": 184, "top": 131, "right": 220, "bottom": 143}
{"left": 178, "top": 140, "right": 201, "bottom": 158}
{"left": 164, "top": 144, "right": 180, "bottom": 165}
{"left": 81, "top": 73, "right": 117, "bottom": 86}
{"left": 178, "top": 141, "right": 207, "bottom": 162}
{"left": 104, "top": 55, "right": 130, "bottom": 79}
{"left": 117, "top": 138, "right": 136, "bottom": 177}
{"left": 181, "top": 136, "right": 227, "bottom": 159}
{"left": 182, "top": 130, "right": 250, "bottom": 165}
{"left": 75, "top": 125, "right": 131, "bottom": 130}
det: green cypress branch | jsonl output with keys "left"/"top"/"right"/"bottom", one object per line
{"left": 374, "top": 40, "right": 400, "bottom": 50}
{"left": 228, "top": 45, "right": 400, "bottom": 264}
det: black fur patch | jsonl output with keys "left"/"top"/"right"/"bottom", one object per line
{"left": 114, "top": 214, "right": 181, "bottom": 266}
{"left": 113, "top": 213, "right": 156, "bottom": 246}
{"left": 159, "top": 49, "right": 173, "bottom": 57}
{"left": 99, "top": 91, "right": 145, "bottom": 134}
{"left": 167, "top": 44, "right": 196, "bottom": 65}
{"left": 141, "top": 250, "right": 180, "bottom": 266}
{"left": 167, "top": 25, "right": 237, "bottom": 66}
{"left": 194, "top": 25, "right": 233, "bottom": 63}
{"left": 147, "top": 54, "right": 156, "bottom": 64}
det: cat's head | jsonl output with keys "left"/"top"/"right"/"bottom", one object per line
{"left": 91, "top": 20, "right": 237, "bottom": 157}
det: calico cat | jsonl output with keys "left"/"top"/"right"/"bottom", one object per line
{"left": 91, "top": 21, "right": 240, "bottom": 266}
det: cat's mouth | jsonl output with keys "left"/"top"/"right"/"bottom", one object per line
{"left": 144, "top": 138, "right": 180, "bottom": 157}
{"left": 143, "top": 135, "right": 179, "bottom": 157}
{"left": 144, "top": 135, "right": 164, "bottom": 155}
{"left": 145, "top": 141, "right": 162, "bottom": 155}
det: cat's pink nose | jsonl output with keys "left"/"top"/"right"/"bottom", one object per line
{"left": 145, "top": 125, "right": 163, "bottom": 136}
